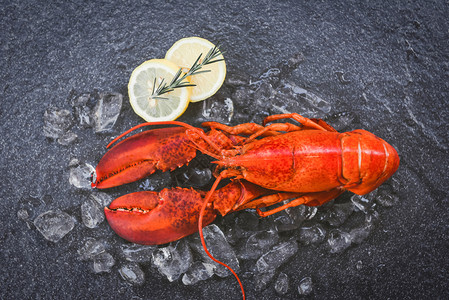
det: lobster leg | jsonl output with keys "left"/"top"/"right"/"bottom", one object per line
{"left": 204, "top": 114, "right": 336, "bottom": 145}
{"left": 255, "top": 188, "right": 345, "bottom": 217}
{"left": 202, "top": 122, "right": 284, "bottom": 137}
{"left": 234, "top": 191, "right": 304, "bottom": 211}
{"left": 263, "top": 113, "right": 330, "bottom": 131}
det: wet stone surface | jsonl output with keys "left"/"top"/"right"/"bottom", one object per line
{"left": 3, "top": 1, "right": 448, "bottom": 299}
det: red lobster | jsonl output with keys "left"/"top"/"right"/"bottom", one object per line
{"left": 92, "top": 113, "right": 399, "bottom": 299}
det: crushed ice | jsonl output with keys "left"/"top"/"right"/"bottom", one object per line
{"left": 119, "top": 263, "right": 145, "bottom": 286}
{"left": 93, "top": 92, "right": 123, "bottom": 133}
{"left": 182, "top": 262, "right": 215, "bottom": 285}
{"left": 274, "top": 272, "right": 289, "bottom": 295}
{"left": 43, "top": 107, "right": 77, "bottom": 145}
{"left": 81, "top": 196, "right": 104, "bottom": 228}
{"left": 189, "top": 224, "right": 240, "bottom": 277}
{"left": 93, "top": 252, "right": 115, "bottom": 273}
{"left": 255, "top": 240, "right": 298, "bottom": 273}
{"left": 202, "top": 97, "right": 234, "bottom": 123}
{"left": 152, "top": 240, "right": 193, "bottom": 282}
{"left": 120, "top": 243, "right": 155, "bottom": 263}
{"left": 34, "top": 210, "right": 75, "bottom": 242}
{"left": 298, "top": 277, "right": 313, "bottom": 295}
{"left": 77, "top": 238, "right": 107, "bottom": 261}
{"left": 69, "top": 162, "right": 95, "bottom": 189}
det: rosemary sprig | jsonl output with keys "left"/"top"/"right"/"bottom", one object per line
{"left": 151, "top": 44, "right": 224, "bottom": 100}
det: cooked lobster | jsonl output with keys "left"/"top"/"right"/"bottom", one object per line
{"left": 92, "top": 113, "right": 399, "bottom": 299}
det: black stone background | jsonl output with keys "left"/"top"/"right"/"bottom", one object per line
{"left": 1, "top": 0, "right": 448, "bottom": 299}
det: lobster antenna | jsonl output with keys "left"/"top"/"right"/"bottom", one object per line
{"left": 107, "top": 121, "right": 203, "bottom": 148}
{"left": 198, "top": 173, "right": 246, "bottom": 300}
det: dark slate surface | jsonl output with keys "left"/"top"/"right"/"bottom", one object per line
{"left": 1, "top": 0, "right": 448, "bottom": 299}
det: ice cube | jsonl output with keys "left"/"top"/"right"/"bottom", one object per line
{"left": 182, "top": 261, "right": 215, "bottom": 285}
{"left": 375, "top": 185, "right": 399, "bottom": 207}
{"left": 320, "top": 202, "right": 354, "bottom": 227}
{"left": 274, "top": 272, "right": 289, "bottom": 295}
{"left": 90, "top": 191, "right": 114, "bottom": 207}
{"left": 119, "top": 263, "right": 145, "bottom": 286}
{"left": 172, "top": 164, "right": 211, "bottom": 189}
{"left": 255, "top": 240, "right": 298, "bottom": 273}
{"left": 201, "top": 97, "right": 234, "bottom": 123}
{"left": 43, "top": 107, "right": 73, "bottom": 139}
{"left": 34, "top": 210, "right": 75, "bottom": 242}
{"left": 93, "top": 92, "right": 123, "bottom": 133}
{"left": 69, "top": 163, "right": 95, "bottom": 189}
{"left": 298, "top": 224, "right": 327, "bottom": 245}
{"left": 77, "top": 238, "right": 106, "bottom": 261}
{"left": 71, "top": 93, "right": 94, "bottom": 128}
{"left": 327, "top": 229, "right": 352, "bottom": 254}
{"left": 57, "top": 130, "right": 78, "bottom": 146}
{"left": 92, "top": 252, "right": 115, "bottom": 273}
{"left": 254, "top": 268, "right": 276, "bottom": 292}
{"left": 120, "top": 243, "right": 155, "bottom": 263}
{"left": 365, "top": 210, "right": 379, "bottom": 225}
{"left": 297, "top": 277, "right": 313, "bottom": 295}
{"left": 350, "top": 195, "right": 373, "bottom": 213}
{"left": 272, "top": 81, "right": 332, "bottom": 117}
{"left": 349, "top": 223, "right": 374, "bottom": 245}
{"left": 152, "top": 240, "right": 193, "bottom": 282}
{"left": 189, "top": 224, "right": 240, "bottom": 277}
{"left": 81, "top": 197, "right": 104, "bottom": 228}
{"left": 288, "top": 83, "right": 331, "bottom": 113}
{"left": 239, "top": 230, "right": 280, "bottom": 260}
{"left": 138, "top": 171, "right": 172, "bottom": 191}
{"left": 285, "top": 205, "right": 317, "bottom": 225}
{"left": 272, "top": 212, "right": 298, "bottom": 232}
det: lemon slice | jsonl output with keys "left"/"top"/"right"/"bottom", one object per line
{"left": 128, "top": 59, "right": 191, "bottom": 121}
{"left": 165, "top": 37, "right": 226, "bottom": 102}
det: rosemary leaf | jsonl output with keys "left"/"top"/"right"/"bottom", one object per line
{"left": 205, "top": 58, "right": 225, "bottom": 65}
{"left": 190, "top": 70, "right": 211, "bottom": 75}
{"left": 169, "top": 69, "right": 183, "bottom": 86}
{"left": 151, "top": 44, "right": 223, "bottom": 99}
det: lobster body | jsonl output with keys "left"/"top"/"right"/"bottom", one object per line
{"left": 219, "top": 129, "right": 399, "bottom": 195}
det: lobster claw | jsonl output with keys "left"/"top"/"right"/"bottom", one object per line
{"left": 93, "top": 127, "right": 197, "bottom": 189}
{"left": 104, "top": 180, "right": 275, "bottom": 245}
{"left": 104, "top": 188, "right": 217, "bottom": 245}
